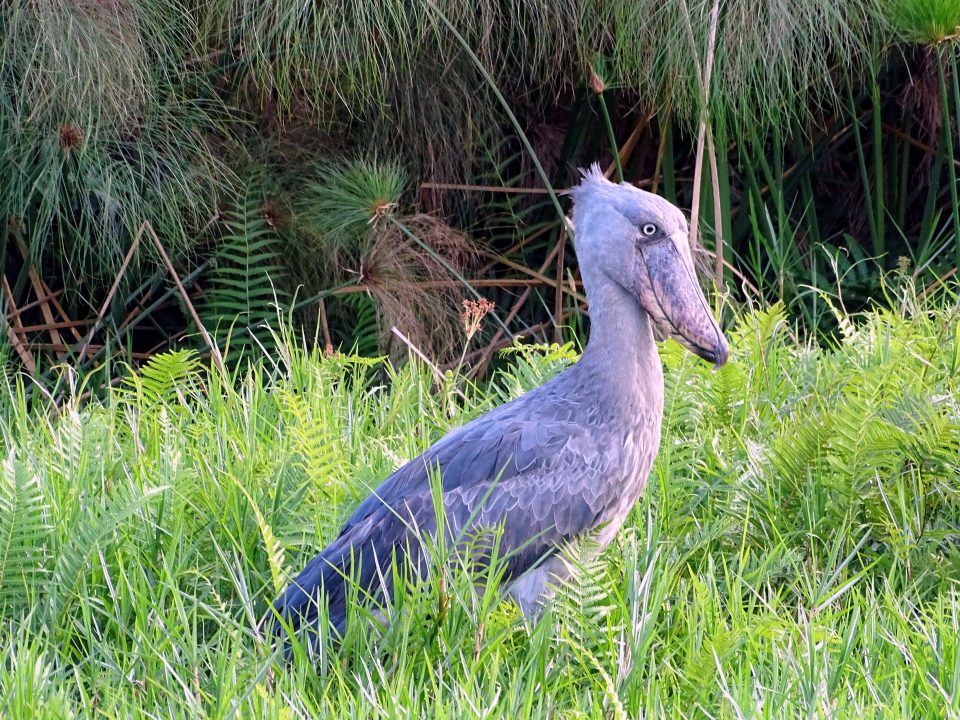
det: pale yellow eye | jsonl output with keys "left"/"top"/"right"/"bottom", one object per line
{"left": 641, "top": 223, "right": 657, "bottom": 237}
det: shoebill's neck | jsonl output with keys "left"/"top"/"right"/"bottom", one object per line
{"left": 576, "top": 275, "right": 664, "bottom": 411}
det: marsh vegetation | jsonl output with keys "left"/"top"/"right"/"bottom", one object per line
{"left": 2, "top": 0, "right": 960, "bottom": 716}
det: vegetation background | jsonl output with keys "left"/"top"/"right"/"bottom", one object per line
{"left": 1, "top": 0, "right": 959, "bottom": 372}
{"left": 1, "top": 0, "right": 960, "bottom": 717}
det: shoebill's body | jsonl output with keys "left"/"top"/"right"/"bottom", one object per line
{"left": 272, "top": 165, "right": 729, "bottom": 646}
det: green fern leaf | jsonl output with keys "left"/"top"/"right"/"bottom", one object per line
{"left": 46, "top": 482, "right": 167, "bottom": 624}
{"left": 0, "top": 453, "right": 51, "bottom": 616}
{"left": 121, "top": 349, "right": 203, "bottom": 410}
{"left": 328, "top": 292, "right": 381, "bottom": 357}
{"left": 492, "top": 341, "right": 577, "bottom": 402}
{"left": 202, "top": 169, "right": 289, "bottom": 361}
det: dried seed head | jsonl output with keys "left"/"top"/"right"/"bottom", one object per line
{"left": 590, "top": 68, "right": 606, "bottom": 95}
{"left": 59, "top": 123, "right": 83, "bottom": 152}
{"left": 369, "top": 197, "right": 398, "bottom": 221}
{"left": 261, "top": 202, "right": 283, "bottom": 231}
{"left": 462, "top": 297, "right": 495, "bottom": 341}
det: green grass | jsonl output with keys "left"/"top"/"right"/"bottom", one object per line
{"left": 2, "top": 283, "right": 960, "bottom": 718}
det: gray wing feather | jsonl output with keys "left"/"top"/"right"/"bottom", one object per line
{"left": 272, "top": 384, "right": 624, "bottom": 639}
{"left": 344, "top": 393, "right": 574, "bottom": 532}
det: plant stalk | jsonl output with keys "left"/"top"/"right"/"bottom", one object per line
{"left": 943, "top": 45, "right": 960, "bottom": 267}
{"left": 680, "top": 0, "right": 721, "bottom": 288}
{"left": 596, "top": 90, "right": 623, "bottom": 182}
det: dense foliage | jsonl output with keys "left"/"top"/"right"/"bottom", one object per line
{"left": 2, "top": 0, "right": 959, "bottom": 374}
{"left": 3, "top": 3, "right": 959, "bottom": 717}
{"left": 1, "top": 286, "right": 959, "bottom": 717}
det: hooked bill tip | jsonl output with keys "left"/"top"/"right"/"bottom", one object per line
{"left": 694, "top": 336, "right": 729, "bottom": 370}
{"left": 710, "top": 338, "right": 730, "bottom": 370}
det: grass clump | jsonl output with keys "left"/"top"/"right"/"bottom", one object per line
{"left": 291, "top": 157, "right": 483, "bottom": 361}
{"left": 0, "top": 0, "right": 232, "bottom": 286}
{"left": 1, "top": 286, "right": 959, "bottom": 717}
{"left": 888, "top": 0, "right": 960, "bottom": 43}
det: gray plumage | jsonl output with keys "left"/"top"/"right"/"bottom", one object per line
{"left": 271, "top": 164, "right": 728, "bottom": 645}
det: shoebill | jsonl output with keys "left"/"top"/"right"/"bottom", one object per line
{"left": 271, "top": 164, "right": 729, "bottom": 648}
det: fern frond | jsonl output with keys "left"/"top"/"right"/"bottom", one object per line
{"left": 327, "top": 293, "right": 381, "bottom": 357}
{"left": 120, "top": 349, "right": 203, "bottom": 411}
{"left": 0, "top": 453, "right": 51, "bottom": 616}
{"left": 553, "top": 546, "right": 625, "bottom": 673}
{"left": 492, "top": 341, "right": 577, "bottom": 402}
{"left": 231, "top": 480, "right": 287, "bottom": 596}
{"left": 47, "top": 482, "right": 166, "bottom": 623}
{"left": 202, "top": 170, "right": 289, "bottom": 362}
{"left": 43, "top": 408, "right": 86, "bottom": 488}
{"left": 276, "top": 387, "right": 351, "bottom": 541}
